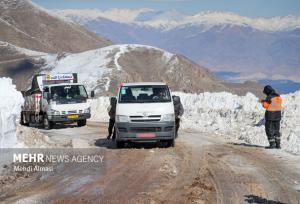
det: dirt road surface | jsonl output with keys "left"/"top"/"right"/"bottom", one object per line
{"left": 1, "top": 122, "right": 300, "bottom": 204}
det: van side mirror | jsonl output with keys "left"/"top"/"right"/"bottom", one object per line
{"left": 91, "top": 91, "right": 95, "bottom": 98}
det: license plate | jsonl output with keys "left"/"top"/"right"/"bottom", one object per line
{"left": 137, "top": 133, "right": 156, "bottom": 138}
{"left": 68, "top": 115, "right": 78, "bottom": 119}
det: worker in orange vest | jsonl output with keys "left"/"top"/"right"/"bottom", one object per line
{"left": 261, "top": 85, "right": 282, "bottom": 149}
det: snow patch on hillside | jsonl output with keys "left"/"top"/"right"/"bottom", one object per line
{"left": 0, "top": 78, "right": 24, "bottom": 148}
{"left": 89, "top": 91, "right": 300, "bottom": 154}
{"left": 0, "top": 40, "right": 46, "bottom": 57}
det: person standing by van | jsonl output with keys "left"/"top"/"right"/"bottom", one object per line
{"left": 173, "top": 96, "right": 184, "bottom": 138}
{"left": 107, "top": 97, "right": 117, "bottom": 140}
{"left": 260, "top": 85, "right": 282, "bottom": 149}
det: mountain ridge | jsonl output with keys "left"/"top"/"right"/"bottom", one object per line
{"left": 55, "top": 9, "right": 300, "bottom": 32}
{"left": 55, "top": 8, "right": 300, "bottom": 82}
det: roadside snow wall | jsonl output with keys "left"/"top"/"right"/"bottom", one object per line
{"left": 176, "top": 91, "right": 300, "bottom": 154}
{"left": 89, "top": 97, "right": 110, "bottom": 122}
{"left": 90, "top": 91, "right": 300, "bottom": 154}
{"left": 0, "top": 78, "right": 24, "bottom": 148}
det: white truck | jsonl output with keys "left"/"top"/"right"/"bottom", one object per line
{"left": 115, "top": 82, "right": 175, "bottom": 148}
{"left": 21, "top": 73, "right": 93, "bottom": 129}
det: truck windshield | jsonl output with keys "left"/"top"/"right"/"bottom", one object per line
{"left": 119, "top": 85, "right": 171, "bottom": 103}
{"left": 50, "top": 85, "right": 88, "bottom": 104}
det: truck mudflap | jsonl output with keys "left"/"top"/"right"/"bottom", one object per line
{"left": 115, "top": 121, "right": 175, "bottom": 142}
{"left": 48, "top": 113, "right": 91, "bottom": 122}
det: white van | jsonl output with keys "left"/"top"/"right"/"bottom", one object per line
{"left": 115, "top": 82, "right": 175, "bottom": 148}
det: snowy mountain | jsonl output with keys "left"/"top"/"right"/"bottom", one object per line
{"left": 55, "top": 9, "right": 300, "bottom": 82}
{"left": 1, "top": 41, "right": 262, "bottom": 96}
{"left": 0, "top": 0, "right": 111, "bottom": 53}
{"left": 40, "top": 44, "right": 262, "bottom": 96}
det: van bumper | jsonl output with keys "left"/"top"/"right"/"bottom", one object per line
{"left": 115, "top": 121, "right": 175, "bottom": 142}
{"left": 48, "top": 113, "right": 91, "bottom": 122}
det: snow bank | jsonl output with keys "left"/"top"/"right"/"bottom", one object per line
{"left": 176, "top": 91, "right": 300, "bottom": 154}
{"left": 90, "top": 91, "right": 300, "bottom": 154}
{"left": 0, "top": 78, "right": 24, "bottom": 148}
{"left": 89, "top": 98, "right": 110, "bottom": 122}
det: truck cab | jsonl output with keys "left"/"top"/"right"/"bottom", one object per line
{"left": 21, "top": 73, "right": 92, "bottom": 129}
{"left": 115, "top": 82, "right": 175, "bottom": 148}
{"left": 42, "top": 83, "right": 91, "bottom": 128}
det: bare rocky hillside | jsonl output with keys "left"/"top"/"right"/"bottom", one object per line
{"left": 0, "top": 0, "right": 111, "bottom": 53}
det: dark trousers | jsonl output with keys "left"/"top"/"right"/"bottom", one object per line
{"left": 108, "top": 119, "right": 116, "bottom": 139}
{"left": 175, "top": 118, "right": 180, "bottom": 138}
{"left": 265, "top": 120, "right": 280, "bottom": 143}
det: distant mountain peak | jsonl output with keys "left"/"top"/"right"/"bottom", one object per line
{"left": 55, "top": 8, "right": 300, "bottom": 32}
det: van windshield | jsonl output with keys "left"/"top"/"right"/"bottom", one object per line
{"left": 50, "top": 85, "right": 88, "bottom": 104}
{"left": 119, "top": 85, "right": 171, "bottom": 103}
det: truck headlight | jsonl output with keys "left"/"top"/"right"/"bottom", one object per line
{"left": 50, "top": 109, "right": 60, "bottom": 115}
{"left": 116, "top": 115, "right": 129, "bottom": 123}
{"left": 84, "top": 107, "right": 91, "bottom": 114}
{"left": 161, "top": 114, "right": 175, "bottom": 122}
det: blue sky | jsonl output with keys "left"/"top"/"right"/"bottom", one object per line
{"left": 32, "top": 0, "right": 300, "bottom": 17}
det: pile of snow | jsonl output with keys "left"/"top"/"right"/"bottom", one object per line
{"left": 89, "top": 98, "right": 110, "bottom": 122}
{"left": 89, "top": 91, "right": 300, "bottom": 154}
{"left": 0, "top": 78, "right": 24, "bottom": 148}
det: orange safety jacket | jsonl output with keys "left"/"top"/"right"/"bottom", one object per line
{"left": 261, "top": 96, "right": 282, "bottom": 112}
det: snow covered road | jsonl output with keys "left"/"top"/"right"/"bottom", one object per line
{"left": 1, "top": 122, "right": 300, "bottom": 203}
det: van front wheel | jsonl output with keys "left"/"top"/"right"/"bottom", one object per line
{"left": 116, "top": 141, "right": 125, "bottom": 148}
{"left": 167, "top": 139, "right": 175, "bottom": 148}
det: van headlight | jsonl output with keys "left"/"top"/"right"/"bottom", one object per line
{"left": 116, "top": 115, "right": 129, "bottom": 123}
{"left": 50, "top": 109, "right": 60, "bottom": 115}
{"left": 161, "top": 114, "right": 175, "bottom": 122}
{"left": 84, "top": 107, "right": 91, "bottom": 114}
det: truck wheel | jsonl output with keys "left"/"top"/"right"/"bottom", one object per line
{"left": 77, "top": 119, "right": 86, "bottom": 127}
{"left": 20, "top": 112, "right": 29, "bottom": 126}
{"left": 116, "top": 141, "right": 125, "bottom": 148}
{"left": 43, "top": 115, "right": 53, "bottom": 130}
